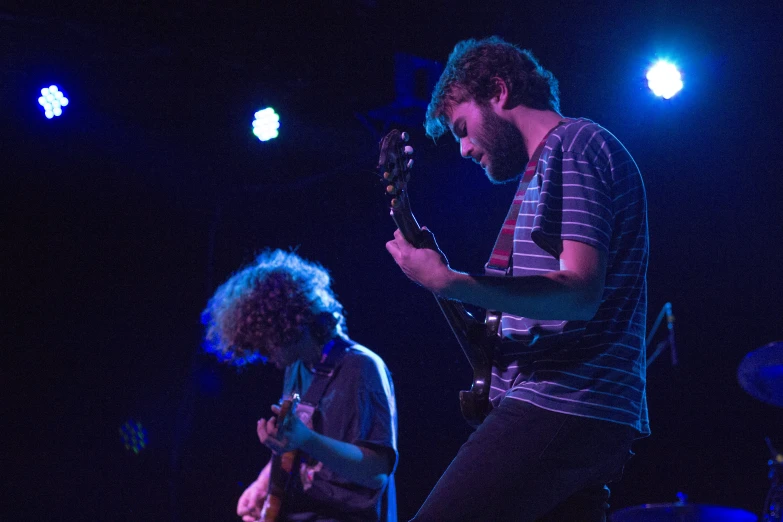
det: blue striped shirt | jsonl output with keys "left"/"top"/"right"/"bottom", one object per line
{"left": 491, "top": 118, "right": 650, "bottom": 435}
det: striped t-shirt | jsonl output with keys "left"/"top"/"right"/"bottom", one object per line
{"left": 491, "top": 118, "right": 650, "bottom": 436}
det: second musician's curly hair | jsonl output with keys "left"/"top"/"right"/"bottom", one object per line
{"left": 201, "top": 249, "right": 346, "bottom": 366}
{"left": 424, "top": 36, "right": 561, "bottom": 139}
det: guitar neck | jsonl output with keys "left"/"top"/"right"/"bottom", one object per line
{"left": 258, "top": 396, "right": 300, "bottom": 522}
{"left": 391, "top": 207, "right": 490, "bottom": 371}
{"left": 259, "top": 450, "right": 298, "bottom": 522}
{"left": 391, "top": 204, "right": 425, "bottom": 250}
{"left": 433, "top": 292, "right": 491, "bottom": 370}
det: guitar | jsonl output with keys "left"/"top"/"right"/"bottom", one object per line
{"left": 378, "top": 129, "right": 497, "bottom": 427}
{"left": 257, "top": 393, "right": 301, "bottom": 522}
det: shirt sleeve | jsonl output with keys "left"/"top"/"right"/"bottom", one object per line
{"left": 351, "top": 354, "right": 398, "bottom": 474}
{"left": 531, "top": 146, "right": 614, "bottom": 258}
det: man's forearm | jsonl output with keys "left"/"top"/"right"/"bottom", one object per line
{"left": 439, "top": 269, "right": 601, "bottom": 321}
{"left": 258, "top": 459, "right": 271, "bottom": 481}
{"left": 388, "top": 231, "right": 604, "bottom": 320}
{"left": 300, "top": 432, "right": 390, "bottom": 489}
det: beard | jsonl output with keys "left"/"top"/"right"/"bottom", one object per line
{"left": 475, "top": 106, "right": 529, "bottom": 184}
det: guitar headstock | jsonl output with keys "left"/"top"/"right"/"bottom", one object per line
{"left": 378, "top": 129, "right": 414, "bottom": 212}
{"left": 277, "top": 393, "right": 300, "bottom": 433}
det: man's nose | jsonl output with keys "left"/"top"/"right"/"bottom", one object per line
{"left": 460, "top": 137, "right": 474, "bottom": 159}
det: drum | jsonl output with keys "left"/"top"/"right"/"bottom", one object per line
{"left": 738, "top": 341, "right": 783, "bottom": 408}
{"left": 611, "top": 503, "right": 758, "bottom": 522}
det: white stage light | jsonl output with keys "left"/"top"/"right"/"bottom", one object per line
{"left": 646, "top": 61, "right": 683, "bottom": 100}
{"left": 38, "top": 85, "right": 69, "bottom": 119}
{"left": 252, "top": 107, "right": 280, "bottom": 141}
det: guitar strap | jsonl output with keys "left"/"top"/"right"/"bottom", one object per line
{"left": 483, "top": 121, "right": 569, "bottom": 345}
{"left": 485, "top": 119, "right": 571, "bottom": 274}
{"left": 294, "top": 337, "right": 350, "bottom": 427}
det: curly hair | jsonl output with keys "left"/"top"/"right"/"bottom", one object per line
{"left": 424, "top": 36, "right": 561, "bottom": 139}
{"left": 201, "top": 249, "right": 346, "bottom": 366}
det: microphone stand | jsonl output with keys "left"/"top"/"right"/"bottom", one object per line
{"left": 646, "top": 302, "right": 678, "bottom": 366}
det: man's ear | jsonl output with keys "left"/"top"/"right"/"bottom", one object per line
{"left": 313, "top": 311, "right": 338, "bottom": 342}
{"left": 490, "top": 77, "right": 511, "bottom": 110}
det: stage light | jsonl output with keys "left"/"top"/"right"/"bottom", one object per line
{"left": 646, "top": 61, "right": 683, "bottom": 99}
{"left": 38, "top": 85, "right": 69, "bottom": 119}
{"left": 252, "top": 107, "right": 280, "bottom": 141}
{"left": 119, "top": 420, "right": 147, "bottom": 454}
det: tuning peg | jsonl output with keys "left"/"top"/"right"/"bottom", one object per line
{"left": 391, "top": 198, "right": 400, "bottom": 209}
{"left": 406, "top": 159, "right": 414, "bottom": 169}
{"left": 386, "top": 185, "right": 397, "bottom": 195}
{"left": 401, "top": 131, "right": 409, "bottom": 142}
{"left": 404, "top": 145, "right": 414, "bottom": 155}
{"left": 383, "top": 171, "right": 394, "bottom": 181}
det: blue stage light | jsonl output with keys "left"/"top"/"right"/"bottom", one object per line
{"left": 646, "top": 61, "right": 683, "bottom": 99}
{"left": 38, "top": 85, "right": 69, "bottom": 119}
{"left": 252, "top": 107, "right": 280, "bottom": 141}
{"left": 119, "top": 420, "right": 148, "bottom": 454}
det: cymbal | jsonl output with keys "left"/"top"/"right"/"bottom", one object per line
{"left": 738, "top": 341, "right": 783, "bottom": 408}
{"left": 611, "top": 503, "right": 758, "bottom": 522}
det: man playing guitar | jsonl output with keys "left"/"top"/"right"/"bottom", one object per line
{"left": 202, "top": 249, "right": 398, "bottom": 522}
{"left": 386, "top": 36, "right": 649, "bottom": 521}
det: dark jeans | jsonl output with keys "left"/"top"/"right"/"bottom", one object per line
{"left": 410, "top": 398, "right": 636, "bottom": 522}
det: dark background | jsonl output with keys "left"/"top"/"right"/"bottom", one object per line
{"left": 2, "top": 1, "right": 782, "bottom": 520}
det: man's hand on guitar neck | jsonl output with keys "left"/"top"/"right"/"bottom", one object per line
{"left": 386, "top": 227, "right": 606, "bottom": 320}
{"left": 257, "top": 404, "right": 312, "bottom": 454}
{"left": 237, "top": 461, "right": 271, "bottom": 522}
{"left": 386, "top": 227, "right": 455, "bottom": 295}
{"left": 258, "top": 405, "right": 393, "bottom": 489}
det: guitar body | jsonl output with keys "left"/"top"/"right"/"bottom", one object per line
{"left": 258, "top": 395, "right": 301, "bottom": 522}
{"left": 378, "top": 129, "right": 496, "bottom": 427}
